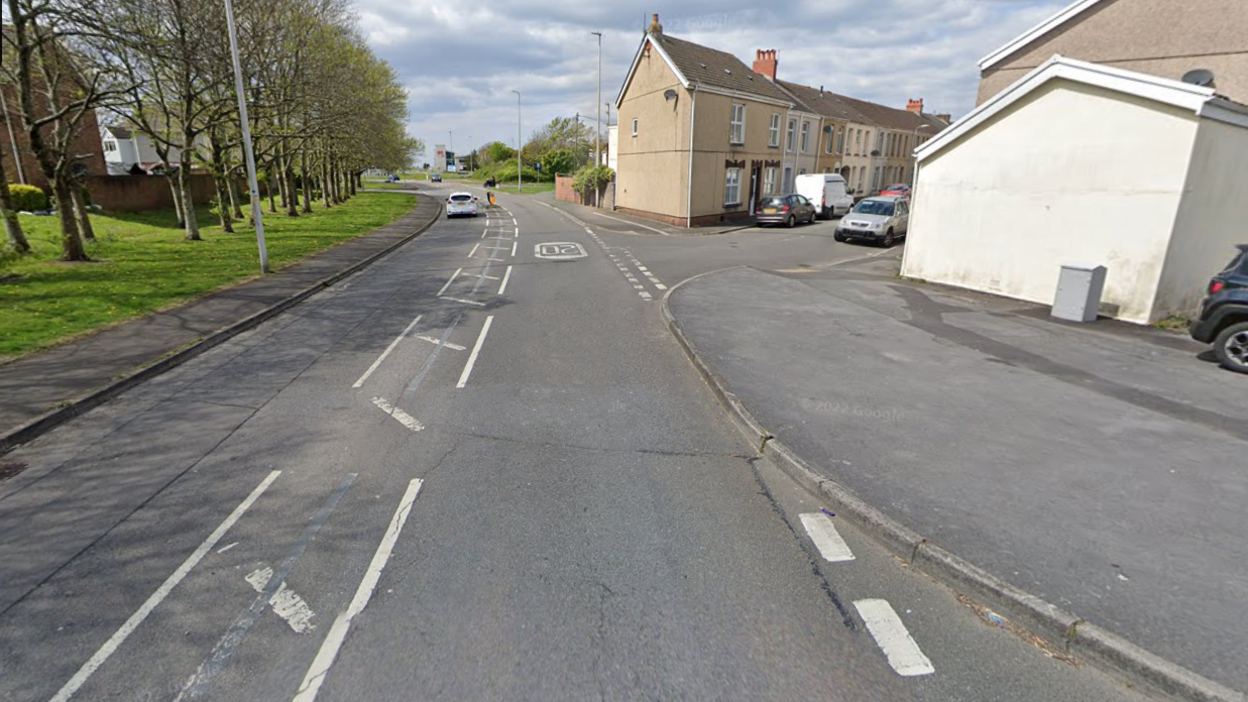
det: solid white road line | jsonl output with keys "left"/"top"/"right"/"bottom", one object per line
{"left": 48, "top": 471, "right": 281, "bottom": 702}
{"left": 435, "top": 269, "right": 462, "bottom": 297}
{"left": 245, "top": 567, "right": 317, "bottom": 634}
{"left": 798, "top": 513, "right": 855, "bottom": 563}
{"left": 352, "top": 315, "right": 423, "bottom": 389}
{"left": 441, "top": 296, "right": 485, "bottom": 307}
{"left": 371, "top": 397, "right": 424, "bottom": 432}
{"left": 510, "top": 239, "right": 517, "bottom": 257}
{"left": 291, "top": 479, "right": 424, "bottom": 702}
{"left": 592, "top": 210, "right": 670, "bottom": 235}
{"left": 854, "top": 599, "right": 935, "bottom": 677}
{"left": 416, "top": 335, "right": 466, "bottom": 351}
{"left": 455, "top": 315, "right": 494, "bottom": 389}
{"left": 498, "top": 266, "right": 513, "bottom": 295}
{"left": 467, "top": 243, "right": 480, "bottom": 258}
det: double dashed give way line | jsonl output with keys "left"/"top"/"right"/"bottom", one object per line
{"left": 799, "top": 512, "right": 935, "bottom": 678}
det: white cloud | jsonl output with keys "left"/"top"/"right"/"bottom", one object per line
{"left": 351, "top": 0, "right": 1067, "bottom": 157}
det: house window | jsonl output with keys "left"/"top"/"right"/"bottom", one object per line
{"left": 786, "top": 119, "right": 796, "bottom": 151}
{"left": 730, "top": 104, "right": 746, "bottom": 145}
{"left": 632, "top": 119, "right": 638, "bottom": 137}
{"left": 800, "top": 121, "right": 810, "bottom": 153}
{"left": 763, "top": 166, "right": 777, "bottom": 195}
{"left": 725, "top": 167, "right": 742, "bottom": 205}
{"left": 768, "top": 113, "right": 781, "bottom": 147}
{"left": 825, "top": 129, "right": 834, "bottom": 154}
{"left": 836, "top": 127, "right": 844, "bottom": 155}
{"left": 855, "top": 129, "right": 862, "bottom": 154}
{"left": 872, "top": 166, "right": 881, "bottom": 190}
{"left": 103, "top": 140, "right": 117, "bottom": 153}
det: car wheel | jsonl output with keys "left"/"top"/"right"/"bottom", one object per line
{"left": 808, "top": 211, "right": 817, "bottom": 225}
{"left": 786, "top": 214, "right": 796, "bottom": 228}
{"left": 1213, "top": 321, "right": 1248, "bottom": 373}
{"left": 833, "top": 232, "right": 847, "bottom": 243}
{"left": 883, "top": 229, "right": 895, "bottom": 247}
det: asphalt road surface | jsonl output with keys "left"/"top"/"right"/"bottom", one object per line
{"left": 0, "top": 187, "right": 1143, "bottom": 702}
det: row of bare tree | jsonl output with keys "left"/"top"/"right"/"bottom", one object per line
{"left": 1, "top": 0, "right": 418, "bottom": 261}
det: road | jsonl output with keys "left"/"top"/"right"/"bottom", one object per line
{"left": 0, "top": 187, "right": 1142, "bottom": 701}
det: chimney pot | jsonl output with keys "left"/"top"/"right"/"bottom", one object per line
{"left": 752, "top": 48, "right": 778, "bottom": 82}
{"left": 648, "top": 13, "right": 663, "bottom": 35}
{"left": 906, "top": 98, "right": 924, "bottom": 114}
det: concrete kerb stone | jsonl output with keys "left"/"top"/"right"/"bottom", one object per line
{"left": 659, "top": 269, "right": 1244, "bottom": 702}
{"left": 0, "top": 200, "right": 443, "bottom": 457}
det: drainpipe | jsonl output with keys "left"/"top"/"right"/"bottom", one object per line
{"left": 685, "top": 81, "right": 700, "bottom": 229}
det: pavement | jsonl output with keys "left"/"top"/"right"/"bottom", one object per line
{"left": 0, "top": 188, "right": 1146, "bottom": 701}
{"left": 0, "top": 194, "right": 441, "bottom": 450}
{"left": 665, "top": 255, "right": 1248, "bottom": 696}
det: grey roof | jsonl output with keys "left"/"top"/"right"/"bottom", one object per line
{"left": 653, "top": 34, "right": 794, "bottom": 105}
{"left": 102, "top": 125, "right": 133, "bottom": 139}
{"left": 777, "top": 80, "right": 947, "bottom": 132}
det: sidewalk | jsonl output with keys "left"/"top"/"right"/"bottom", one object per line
{"left": 0, "top": 196, "right": 441, "bottom": 452}
{"left": 665, "top": 261, "right": 1248, "bottom": 697}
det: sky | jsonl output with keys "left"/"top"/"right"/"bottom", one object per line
{"left": 352, "top": 0, "right": 1068, "bottom": 160}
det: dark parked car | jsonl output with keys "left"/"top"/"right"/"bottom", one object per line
{"left": 1190, "top": 244, "right": 1248, "bottom": 373}
{"left": 756, "top": 194, "right": 817, "bottom": 227}
{"left": 430, "top": 173, "right": 442, "bottom": 183}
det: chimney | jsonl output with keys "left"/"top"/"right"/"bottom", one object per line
{"left": 752, "top": 49, "right": 778, "bottom": 81}
{"left": 906, "top": 98, "right": 924, "bottom": 114}
{"left": 647, "top": 13, "right": 663, "bottom": 35}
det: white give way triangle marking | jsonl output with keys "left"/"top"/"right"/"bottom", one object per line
{"left": 245, "top": 566, "right": 316, "bottom": 633}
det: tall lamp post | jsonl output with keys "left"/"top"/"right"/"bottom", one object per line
{"left": 224, "top": 0, "right": 268, "bottom": 273}
{"left": 591, "top": 31, "right": 602, "bottom": 208}
{"left": 911, "top": 124, "right": 930, "bottom": 187}
{"left": 511, "top": 90, "right": 522, "bottom": 193}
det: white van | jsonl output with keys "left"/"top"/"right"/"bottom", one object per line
{"left": 795, "top": 173, "right": 853, "bottom": 219}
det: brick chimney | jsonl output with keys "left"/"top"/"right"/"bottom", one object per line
{"left": 906, "top": 98, "right": 924, "bottom": 114}
{"left": 752, "top": 49, "right": 778, "bottom": 81}
{"left": 647, "top": 13, "right": 663, "bottom": 35}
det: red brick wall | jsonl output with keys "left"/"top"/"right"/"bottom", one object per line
{"left": 1, "top": 84, "right": 107, "bottom": 191}
{"left": 86, "top": 174, "right": 221, "bottom": 212}
{"left": 555, "top": 174, "right": 577, "bottom": 203}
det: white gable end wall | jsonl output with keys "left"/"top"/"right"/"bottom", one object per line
{"left": 1154, "top": 118, "right": 1248, "bottom": 317}
{"left": 902, "top": 79, "right": 1200, "bottom": 323}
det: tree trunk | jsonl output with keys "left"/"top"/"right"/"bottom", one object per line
{"left": 348, "top": 171, "right": 357, "bottom": 196}
{"left": 215, "top": 176, "right": 234, "bottom": 233}
{"left": 51, "top": 178, "right": 87, "bottom": 261}
{"left": 167, "top": 174, "right": 185, "bottom": 226}
{"left": 0, "top": 152, "right": 31, "bottom": 253}
{"left": 178, "top": 165, "right": 200, "bottom": 241}
{"left": 283, "top": 155, "right": 298, "bottom": 217}
{"left": 266, "top": 165, "right": 277, "bottom": 213}
{"left": 321, "top": 158, "right": 332, "bottom": 208}
{"left": 227, "top": 175, "right": 243, "bottom": 220}
{"left": 299, "top": 150, "right": 313, "bottom": 213}
{"left": 71, "top": 184, "right": 95, "bottom": 241}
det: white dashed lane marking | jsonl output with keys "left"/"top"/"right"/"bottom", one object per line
{"left": 799, "top": 512, "right": 855, "bottom": 563}
{"left": 245, "top": 567, "right": 317, "bottom": 634}
{"left": 371, "top": 397, "right": 424, "bottom": 432}
{"left": 854, "top": 599, "right": 935, "bottom": 677}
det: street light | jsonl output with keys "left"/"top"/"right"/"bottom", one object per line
{"left": 511, "top": 90, "right": 522, "bottom": 193}
{"left": 592, "top": 31, "right": 602, "bottom": 208}
{"left": 223, "top": 0, "right": 267, "bottom": 273}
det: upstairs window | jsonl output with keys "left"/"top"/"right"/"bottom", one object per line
{"left": 768, "top": 113, "right": 781, "bottom": 147}
{"left": 730, "top": 104, "right": 746, "bottom": 145}
{"left": 632, "top": 118, "right": 638, "bottom": 137}
{"left": 786, "top": 119, "right": 796, "bottom": 152}
{"left": 800, "top": 121, "right": 810, "bottom": 153}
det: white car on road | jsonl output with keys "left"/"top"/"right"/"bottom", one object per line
{"left": 446, "top": 192, "right": 479, "bottom": 218}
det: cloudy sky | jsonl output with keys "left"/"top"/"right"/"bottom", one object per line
{"left": 352, "top": 0, "right": 1067, "bottom": 159}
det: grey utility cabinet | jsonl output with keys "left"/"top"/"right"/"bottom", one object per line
{"left": 1052, "top": 264, "right": 1107, "bottom": 323}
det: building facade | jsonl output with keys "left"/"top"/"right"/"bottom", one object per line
{"left": 977, "top": 0, "right": 1248, "bottom": 105}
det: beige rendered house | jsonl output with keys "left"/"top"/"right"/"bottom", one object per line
{"left": 904, "top": 0, "right": 1248, "bottom": 324}
{"left": 977, "top": 0, "right": 1248, "bottom": 105}
{"left": 614, "top": 17, "right": 815, "bottom": 226}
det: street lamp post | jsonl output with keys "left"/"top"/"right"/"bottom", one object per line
{"left": 911, "top": 124, "right": 930, "bottom": 187}
{"left": 223, "top": 0, "right": 267, "bottom": 273}
{"left": 592, "top": 31, "right": 602, "bottom": 208}
{"left": 511, "top": 90, "right": 522, "bottom": 193}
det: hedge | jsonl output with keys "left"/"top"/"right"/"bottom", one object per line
{"left": 9, "top": 184, "right": 48, "bottom": 212}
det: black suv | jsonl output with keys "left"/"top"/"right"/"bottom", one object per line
{"left": 1190, "top": 244, "right": 1248, "bottom": 373}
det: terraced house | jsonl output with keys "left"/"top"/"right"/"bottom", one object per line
{"left": 614, "top": 16, "right": 948, "bottom": 226}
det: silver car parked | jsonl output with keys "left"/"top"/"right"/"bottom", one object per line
{"left": 834, "top": 196, "right": 910, "bottom": 247}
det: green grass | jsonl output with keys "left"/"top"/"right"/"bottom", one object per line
{"left": 491, "top": 182, "right": 556, "bottom": 195}
{"left": 361, "top": 181, "right": 419, "bottom": 190}
{"left": 0, "top": 191, "right": 414, "bottom": 360}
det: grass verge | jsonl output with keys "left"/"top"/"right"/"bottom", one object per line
{"left": 0, "top": 191, "right": 414, "bottom": 360}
